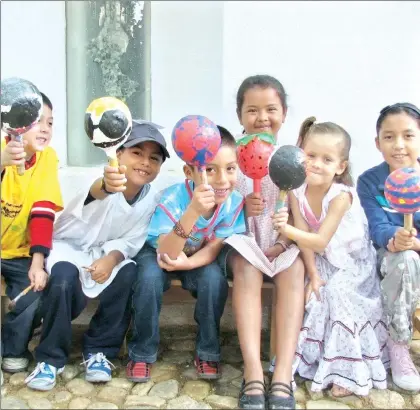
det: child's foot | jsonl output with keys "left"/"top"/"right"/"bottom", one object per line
{"left": 388, "top": 338, "right": 420, "bottom": 391}
{"left": 126, "top": 360, "right": 152, "bottom": 383}
{"left": 194, "top": 356, "right": 221, "bottom": 380}
{"left": 267, "top": 381, "right": 295, "bottom": 410}
{"left": 82, "top": 353, "right": 114, "bottom": 383}
{"left": 25, "top": 362, "right": 64, "bottom": 391}
{"left": 331, "top": 384, "right": 352, "bottom": 398}
{"left": 2, "top": 357, "right": 29, "bottom": 373}
{"left": 238, "top": 380, "right": 266, "bottom": 409}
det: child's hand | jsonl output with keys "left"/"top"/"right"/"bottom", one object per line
{"left": 245, "top": 193, "right": 265, "bottom": 217}
{"left": 393, "top": 227, "right": 417, "bottom": 252}
{"left": 28, "top": 267, "right": 48, "bottom": 292}
{"left": 102, "top": 164, "right": 127, "bottom": 193}
{"left": 189, "top": 184, "right": 216, "bottom": 216}
{"left": 1, "top": 139, "right": 27, "bottom": 168}
{"left": 305, "top": 274, "right": 326, "bottom": 304}
{"left": 86, "top": 255, "right": 117, "bottom": 284}
{"left": 271, "top": 208, "right": 289, "bottom": 232}
{"left": 157, "top": 252, "right": 191, "bottom": 271}
{"left": 264, "top": 243, "right": 286, "bottom": 262}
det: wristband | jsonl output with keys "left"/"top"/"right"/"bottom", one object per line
{"left": 100, "top": 178, "right": 116, "bottom": 195}
{"left": 274, "top": 239, "right": 288, "bottom": 251}
{"left": 173, "top": 221, "right": 200, "bottom": 242}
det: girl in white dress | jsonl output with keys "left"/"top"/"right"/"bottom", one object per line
{"left": 272, "top": 117, "right": 388, "bottom": 397}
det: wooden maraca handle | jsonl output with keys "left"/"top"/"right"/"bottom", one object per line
{"left": 14, "top": 135, "right": 25, "bottom": 176}
{"left": 276, "top": 190, "right": 288, "bottom": 212}
{"left": 404, "top": 214, "right": 413, "bottom": 231}
{"left": 108, "top": 157, "right": 119, "bottom": 168}
{"left": 198, "top": 166, "right": 208, "bottom": 185}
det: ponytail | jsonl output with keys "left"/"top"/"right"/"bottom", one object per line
{"left": 297, "top": 116, "right": 316, "bottom": 148}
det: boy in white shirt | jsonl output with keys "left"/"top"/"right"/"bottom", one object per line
{"left": 25, "top": 120, "right": 169, "bottom": 391}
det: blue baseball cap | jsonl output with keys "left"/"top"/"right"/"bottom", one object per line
{"left": 123, "top": 119, "right": 170, "bottom": 159}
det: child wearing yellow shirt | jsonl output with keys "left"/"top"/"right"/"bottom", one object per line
{"left": 1, "top": 93, "right": 63, "bottom": 380}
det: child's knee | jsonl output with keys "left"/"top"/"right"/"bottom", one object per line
{"left": 134, "top": 260, "right": 166, "bottom": 293}
{"left": 402, "top": 249, "right": 420, "bottom": 265}
{"left": 49, "top": 261, "right": 79, "bottom": 287}
{"left": 116, "top": 262, "right": 137, "bottom": 287}
{"left": 274, "top": 257, "right": 304, "bottom": 289}
{"left": 231, "top": 256, "right": 262, "bottom": 285}
{"left": 384, "top": 250, "right": 420, "bottom": 280}
{"left": 197, "top": 263, "right": 227, "bottom": 289}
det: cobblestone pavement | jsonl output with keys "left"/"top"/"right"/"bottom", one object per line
{"left": 3, "top": 325, "right": 420, "bottom": 409}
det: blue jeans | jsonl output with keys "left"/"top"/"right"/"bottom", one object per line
{"left": 34, "top": 261, "right": 136, "bottom": 368}
{"left": 1, "top": 258, "right": 42, "bottom": 359}
{"left": 129, "top": 244, "right": 229, "bottom": 363}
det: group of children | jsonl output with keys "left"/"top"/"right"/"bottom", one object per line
{"left": 2, "top": 74, "right": 420, "bottom": 410}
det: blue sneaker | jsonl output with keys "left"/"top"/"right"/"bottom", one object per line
{"left": 82, "top": 353, "right": 114, "bottom": 382}
{"left": 25, "top": 362, "right": 64, "bottom": 391}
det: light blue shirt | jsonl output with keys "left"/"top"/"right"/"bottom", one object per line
{"left": 148, "top": 179, "right": 246, "bottom": 255}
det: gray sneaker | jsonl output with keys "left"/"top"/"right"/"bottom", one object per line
{"left": 2, "top": 357, "right": 29, "bottom": 373}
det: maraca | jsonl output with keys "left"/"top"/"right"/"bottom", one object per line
{"left": 171, "top": 115, "right": 221, "bottom": 184}
{"left": 1, "top": 77, "right": 43, "bottom": 175}
{"left": 269, "top": 145, "right": 307, "bottom": 210}
{"left": 84, "top": 96, "right": 132, "bottom": 167}
{"left": 237, "top": 133, "right": 276, "bottom": 193}
{"left": 384, "top": 167, "right": 420, "bottom": 231}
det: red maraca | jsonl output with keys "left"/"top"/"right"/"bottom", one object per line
{"left": 269, "top": 145, "right": 307, "bottom": 210}
{"left": 172, "top": 115, "right": 221, "bottom": 184}
{"left": 237, "top": 133, "right": 276, "bottom": 193}
{"left": 384, "top": 167, "right": 420, "bottom": 231}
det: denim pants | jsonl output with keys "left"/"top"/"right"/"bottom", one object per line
{"left": 128, "top": 244, "right": 229, "bottom": 363}
{"left": 34, "top": 261, "right": 136, "bottom": 368}
{"left": 1, "top": 257, "right": 42, "bottom": 359}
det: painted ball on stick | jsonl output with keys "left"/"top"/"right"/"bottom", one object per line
{"left": 269, "top": 145, "right": 307, "bottom": 210}
{"left": 269, "top": 145, "right": 307, "bottom": 192}
{"left": 1, "top": 77, "right": 43, "bottom": 136}
{"left": 84, "top": 96, "right": 132, "bottom": 156}
{"left": 237, "top": 133, "right": 275, "bottom": 189}
{"left": 171, "top": 115, "right": 221, "bottom": 168}
{"left": 384, "top": 167, "right": 420, "bottom": 214}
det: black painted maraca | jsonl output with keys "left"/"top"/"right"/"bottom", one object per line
{"left": 1, "top": 77, "right": 43, "bottom": 175}
{"left": 269, "top": 145, "right": 307, "bottom": 210}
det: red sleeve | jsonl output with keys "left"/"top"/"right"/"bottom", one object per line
{"left": 29, "top": 200, "right": 57, "bottom": 256}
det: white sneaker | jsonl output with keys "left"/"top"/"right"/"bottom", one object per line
{"left": 25, "top": 362, "right": 64, "bottom": 391}
{"left": 389, "top": 338, "right": 420, "bottom": 391}
{"left": 2, "top": 357, "right": 29, "bottom": 373}
{"left": 82, "top": 353, "right": 114, "bottom": 383}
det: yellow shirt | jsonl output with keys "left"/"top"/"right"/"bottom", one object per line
{"left": 1, "top": 138, "right": 63, "bottom": 259}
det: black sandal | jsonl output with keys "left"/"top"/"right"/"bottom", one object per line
{"left": 238, "top": 379, "right": 266, "bottom": 409}
{"left": 267, "top": 382, "right": 295, "bottom": 410}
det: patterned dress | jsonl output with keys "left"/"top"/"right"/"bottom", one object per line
{"left": 290, "top": 182, "right": 389, "bottom": 396}
{"left": 224, "top": 169, "right": 300, "bottom": 277}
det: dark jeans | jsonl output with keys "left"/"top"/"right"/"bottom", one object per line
{"left": 1, "top": 257, "right": 42, "bottom": 359}
{"left": 34, "top": 261, "right": 136, "bottom": 368}
{"left": 129, "top": 244, "right": 229, "bottom": 363}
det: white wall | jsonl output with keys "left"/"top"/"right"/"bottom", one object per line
{"left": 1, "top": 1, "right": 67, "bottom": 165}
{"left": 150, "top": 1, "right": 224, "bottom": 173}
{"left": 2, "top": 1, "right": 420, "bottom": 181}
{"left": 152, "top": 1, "right": 420, "bottom": 179}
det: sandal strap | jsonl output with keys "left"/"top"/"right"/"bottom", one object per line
{"left": 241, "top": 379, "right": 266, "bottom": 394}
{"left": 269, "top": 382, "right": 293, "bottom": 396}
